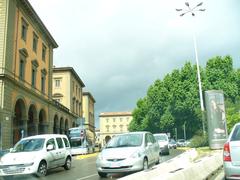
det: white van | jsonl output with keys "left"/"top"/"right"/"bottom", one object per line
{"left": 0, "top": 134, "right": 72, "bottom": 178}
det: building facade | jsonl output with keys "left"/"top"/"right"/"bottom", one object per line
{"left": 82, "top": 92, "right": 96, "bottom": 142}
{"left": 99, "top": 112, "right": 132, "bottom": 147}
{"left": 0, "top": 0, "right": 77, "bottom": 149}
{"left": 52, "top": 67, "right": 85, "bottom": 118}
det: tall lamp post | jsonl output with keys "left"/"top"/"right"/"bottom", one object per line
{"left": 176, "top": 2, "right": 206, "bottom": 135}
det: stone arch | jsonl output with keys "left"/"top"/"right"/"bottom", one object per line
{"left": 13, "top": 98, "right": 27, "bottom": 145}
{"left": 60, "top": 117, "right": 64, "bottom": 134}
{"left": 39, "top": 109, "right": 47, "bottom": 134}
{"left": 53, "top": 114, "right": 59, "bottom": 134}
{"left": 72, "top": 121, "right": 76, "bottom": 128}
{"left": 64, "top": 119, "right": 69, "bottom": 135}
{"left": 27, "top": 104, "right": 38, "bottom": 136}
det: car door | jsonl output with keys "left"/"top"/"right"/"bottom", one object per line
{"left": 149, "top": 133, "right": 160, "bottom": 161}
{"left": 145, "top": 133, "right": 154, "bottom": 164}
{"left": 55, "top": 137, "right": 66, "bottom": 165}
{"left": 45, "top": 138, "right": 59, "bottom": 168}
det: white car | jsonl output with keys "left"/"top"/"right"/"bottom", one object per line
{"left": 96, "top": 131, "right": 160, "bottom": 178}
{"left": 223, "top": 123, "right": 240, "bottom": 179}
{"left": 154, "top": 133, "right": 170, "bottom": 155}
{"left": 0, "top": 134, "right": 72, "bottom": 178}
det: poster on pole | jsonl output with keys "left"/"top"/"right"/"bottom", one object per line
{"left": 205, "top": 90, "right": 228, "bottom": 149}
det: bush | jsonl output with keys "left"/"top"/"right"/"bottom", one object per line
{"left": 189, "top": 134, "right": 208, "bottom": 148}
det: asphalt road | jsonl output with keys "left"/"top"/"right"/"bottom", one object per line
{"left": 1, "top": 149, "right": 184, "bottom": 180}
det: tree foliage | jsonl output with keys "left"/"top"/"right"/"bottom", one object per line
{"left": 130, "top": 56, "right": 240, "bottom": 138}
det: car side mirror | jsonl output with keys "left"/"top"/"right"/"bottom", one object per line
{"left": 47, "top": 144, "right": 54, "bottom": 151}
{"left": 9, "top": 148, "right": 13, "bottom": 152}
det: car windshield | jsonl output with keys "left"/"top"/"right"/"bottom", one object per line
{"left": 154, "top": 135, "right": 167, "bottom": 141}
{"left": 106, "top": 134, "right": 143, "bottom": 148}
{"left": 231, "top": 125, "right": 240, "bottom": 141}
{"left": 178, "top": 139, "right": 185, "bottom": 142}
{"left": 12, "top": 138, "right": 45, "bottom": 152}
{"left": 169, "top": 139, "right": 176, "bottom": 144}
{"left": 69, "top": 129, "right": 81, "bottom": 137}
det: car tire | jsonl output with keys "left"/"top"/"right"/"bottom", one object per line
{"left": 36, "top": 161, "right": 47, "bottom": 177}
{"left": 155, "top": 155, "right": 160, "bottom": 165}
{"left": 64, "top": 156, "right": 72, "bottom": 170}
{"left": 143, "top": 158, "right": 148, "bottom": 170}
{"left": 98, "top": 171, "right": 107, "bottom": 177}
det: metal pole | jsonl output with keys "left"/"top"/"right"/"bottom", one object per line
{"left": 175, "top": 128, "right": 177, "bottom": 140}
{"left": 193, "top": 31, "right": 206, "bottom": 135}
{"left": 183, "top": 122, "right": 186, "bottom": 140}
{"left": 176, "top": 2, "right": 206, "bottom": 136}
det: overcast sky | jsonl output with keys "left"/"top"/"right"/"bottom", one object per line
{"left": 29, "top": 0, "right": 240, "bottom": 127}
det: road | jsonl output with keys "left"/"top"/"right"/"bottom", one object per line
{"left": 1, "top": 149, "right": 183, "bottom": 180}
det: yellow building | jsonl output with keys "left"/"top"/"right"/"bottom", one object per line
{"left": 82, "top": 92, "right": 96, "bottom": 142}
{"left": 52, "top": 67, "right": 85, "bottom": 117}
{"left": 0, "top": 0, "right": 78, "bottom": 148}
{"left": 99, "top": 112, "right": 132, "bottom": 147}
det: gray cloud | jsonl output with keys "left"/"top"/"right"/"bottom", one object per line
{"left": 29, "top": 0, "right": 240, "bottom": 127}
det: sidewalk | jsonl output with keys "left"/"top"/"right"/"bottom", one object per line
{"left": 119, "top": 149, "right": 223, "bottom": 180}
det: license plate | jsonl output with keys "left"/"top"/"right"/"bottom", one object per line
{"left": 109, "top": 162, "right": 120, "bottom": 168}
{"left": 8, "top": 166, "right": 18, "bottom": 170}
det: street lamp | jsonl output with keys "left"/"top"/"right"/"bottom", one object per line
{"left": 176, "top": 2, "right": 206, "bottom": 135}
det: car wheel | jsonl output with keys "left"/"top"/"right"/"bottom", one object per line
{"left": 36, "top": 161, "right": 47, "bottom": 177}
{"left": 98, "top": 171, "right": 107, "bottom": 177}
{"left": 143, "top": 158, "right": 148, "bottom": 170}
{"left": 64, "top": 156, "right": 72, "bottom": 170}
{"left": 155, "top": 155, "right": 160, "bottom": 165}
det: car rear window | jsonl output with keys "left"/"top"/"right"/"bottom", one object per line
{"left": 231, "top": 125, "right": 240, "bottom": 141}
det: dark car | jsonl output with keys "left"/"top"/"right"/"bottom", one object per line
{"left": 169, "top": 139, "right": 177, "bottom": 149}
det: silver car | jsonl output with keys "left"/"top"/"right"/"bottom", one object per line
{"left": 0, "top": 134, "right": 72, "bottom": 178}
{"left": 223, "top": 123, "right": 240, "bottom": 179}
{"left": 96, "top": 131, "right": 160, "bottom": 177}
{"left": 154, "top": 133, "right": 170, "bottom": 155}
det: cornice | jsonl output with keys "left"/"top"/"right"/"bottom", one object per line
{"left": 83, "top": 92, "right": 96, "bottom": 103}
{"left": 53, "top": 67, "right": 85, "bottom": 87}
{"left": 99, "top": 112, "right": 132, "bottom": 117}
{"left": 18, "top": 0, "right": 58, "bottom": 48}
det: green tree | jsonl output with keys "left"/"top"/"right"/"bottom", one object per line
{"left": 130, "top": 55, "right": 240, "bottom": 139}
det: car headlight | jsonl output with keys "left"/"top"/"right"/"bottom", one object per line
{"left": 97, "top": 153, "right": 104, "bottom": 161}
{"left": 130, "top": 151, "right": 142, "bottom": 159}
{"left": 23, "top": 162, "right": 34, "bottom": 167}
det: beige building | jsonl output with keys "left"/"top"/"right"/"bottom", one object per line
{"left": 0, "top": 0, "right": 78, "bottom": 148}
{"left": 99, "top": 112, "right": 132, "bottom": 146}
{"left": 82, "top": 92, "right": 95, "bottom": 142}
{"left": 52, "top": 67, "right": 85, "bottom": 117}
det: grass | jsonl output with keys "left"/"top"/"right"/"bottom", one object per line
{"left": 177, "top": 146, "right": 218, "bottom": 161}
{"left": 195, "top": 146, "right": 213, "bottom": 158}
